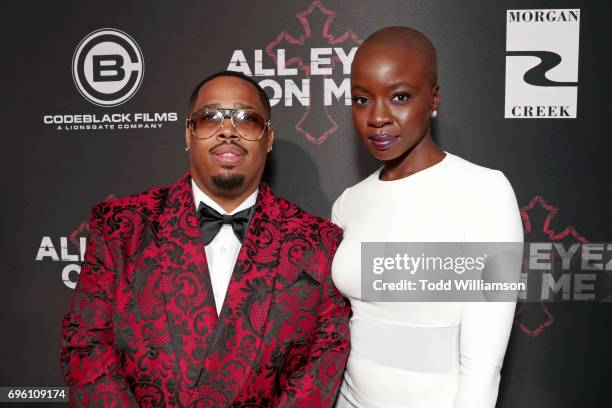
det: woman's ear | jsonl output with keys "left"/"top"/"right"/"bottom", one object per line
{"left": 431, "top": 83, "right": 440, "bottom": 112}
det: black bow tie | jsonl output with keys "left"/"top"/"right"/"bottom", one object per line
{"left": 197, "top": 202, "right": 253, "bottom": 245}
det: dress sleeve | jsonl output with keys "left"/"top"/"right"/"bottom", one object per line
{"left": 453, "top": 170, "right": 524, "bottom": 408}
{"left": 331, "top": 189, "right": 348, "bottom": 229}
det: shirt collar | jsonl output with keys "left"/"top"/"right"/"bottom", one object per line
{"left": 191, "top": 179, "right": 258, "bottom": 215}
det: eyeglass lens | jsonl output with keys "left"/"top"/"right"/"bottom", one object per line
{"left": 191, "top": 109, "right": 266, "bottom": 140}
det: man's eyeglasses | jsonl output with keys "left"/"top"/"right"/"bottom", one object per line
{"left": 185, "top": 108, "right": 272, "bottom": 141}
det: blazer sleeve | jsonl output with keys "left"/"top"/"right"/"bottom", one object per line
{"left": 276, "top": 232, "right": 351, "bottom": 407}
{"left": 60, "top": 203, "right": 139, "bottom": 407}
{"left": 453, "top": 170, "right": 524, "bottom": 408}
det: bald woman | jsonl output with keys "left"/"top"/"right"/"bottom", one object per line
{"left": 330, "top": 27, "right": 523, "bottom": 407}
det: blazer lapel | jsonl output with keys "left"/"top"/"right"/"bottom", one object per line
{"left": 190, "top": 183, "right": 282, "bottom": 405}
{"left": 156, "top": 172, "right": 218, "bottom": 401}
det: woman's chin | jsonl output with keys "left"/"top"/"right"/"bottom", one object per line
{"left": 367, "top": 147, "right": 399, "bottom": 162}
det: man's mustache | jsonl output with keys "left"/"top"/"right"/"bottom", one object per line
{"left": 209, "top": 140, "right": 248, "bottom": 154}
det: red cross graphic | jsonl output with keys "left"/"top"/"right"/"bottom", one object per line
{"left": 265, "top": 0, "right": 362, "bottom": 144}
{"left": 515, "top": 196, "right": 588, "bottom": 337}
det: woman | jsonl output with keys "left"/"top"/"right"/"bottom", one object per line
{"left": 331, "top": 26, "right": 523, "bottom": 407}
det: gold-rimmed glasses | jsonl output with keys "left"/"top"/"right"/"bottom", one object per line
{"left": 186, "top": 108, "right": 271, "bottom": 141}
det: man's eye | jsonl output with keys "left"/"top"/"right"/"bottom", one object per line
{"left": 391, "top": 92, "right": 411, "bottom": 103}
{"left": 352, "top": 96, "right": 370, "bottom": 105}
{"left": 201, "top": 113, "right": 218, "bottom": 121}
{"left": 240, "top": 112, "right": 259, "bottom": 122}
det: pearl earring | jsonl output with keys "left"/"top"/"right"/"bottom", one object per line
{"left": 184, "top": 146, "right": 189, "bottom": 152}
{"left": 431, "top": 110, "right": 438, "bottom": 118}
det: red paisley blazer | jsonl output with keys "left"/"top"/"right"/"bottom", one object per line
{"left": 61, "top": 172, "right": 350, "bottom": 407}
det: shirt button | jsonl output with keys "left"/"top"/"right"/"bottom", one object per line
{"left": 221, "top": 247, "right": 227, "bottom": 253}
{"left": 146, "top": 347, "right": 158, "bottom": 359}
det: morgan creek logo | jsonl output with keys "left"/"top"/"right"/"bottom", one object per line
{"left": 505, "top": 9, "right": 580, "bottom": 119}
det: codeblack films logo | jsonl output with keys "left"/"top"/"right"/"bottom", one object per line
{"left": 505, "top": 9, "right": 580, "bottom": 118}
{"left": 72, "top": 28, "right": 144, "bottom": 107}
{"left": 43, "top": 28, "right": 177, "bottom": 132}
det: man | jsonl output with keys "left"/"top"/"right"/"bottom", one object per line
{"left": 61, "top": 71, "right": 350, "bottom": 407}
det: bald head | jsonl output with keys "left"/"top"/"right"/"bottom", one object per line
{"left": 354, "top": 26, "right": 438, "bottom": 85}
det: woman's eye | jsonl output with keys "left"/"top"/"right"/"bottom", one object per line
{"left": 391, "top": 92, "right": 411, "bottom": 103}
{"left": 352, "top": 96, "right": 370, "bottom": 105}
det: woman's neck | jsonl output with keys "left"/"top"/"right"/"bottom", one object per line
{"left": 380, "top": 136, "right": 445, "bottom": 181}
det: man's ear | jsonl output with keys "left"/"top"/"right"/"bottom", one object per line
{"left": 184, "top": 126, "right": 191, "bottom": 151}
{"left": 266, "top": 127, "right": 275, "bottom": 153}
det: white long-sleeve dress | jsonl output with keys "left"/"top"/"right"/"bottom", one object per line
{"left": 331, "top": 152, "right": 524, "bottom": 408}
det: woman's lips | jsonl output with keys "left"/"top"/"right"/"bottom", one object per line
{"left": 368, "top": 133, "right": 398, "bottom": 150}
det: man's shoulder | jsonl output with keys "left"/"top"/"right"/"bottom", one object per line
{"left": 270, "top": 194, "right": 338, "bottom": 229}
{"left": 88, "top": 179, "right": 177, "bottom": 221}
{"left": 267, "top": 193, "right": 342, "bottom": 247}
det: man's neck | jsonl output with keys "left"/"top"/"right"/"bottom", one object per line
{"left": 211, "top": 192, "right": 256, "bottom": 213}
{"left": 192, "top": 178, "right": 258, "bottom": 213}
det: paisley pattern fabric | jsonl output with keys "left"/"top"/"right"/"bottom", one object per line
{"left": 61, "top": 172, "right": 350, "bottom": 407}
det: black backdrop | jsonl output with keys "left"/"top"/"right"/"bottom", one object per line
{"left": 3, "top": 1, "right": 611, "bottom": 407}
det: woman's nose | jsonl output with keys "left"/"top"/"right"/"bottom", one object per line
{"left": 368, "top": 102, "right": 393, "bottom": 128}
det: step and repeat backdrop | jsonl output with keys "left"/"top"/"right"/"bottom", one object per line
{"left": 3, "top": 0, "right": 611, "bottom": 407}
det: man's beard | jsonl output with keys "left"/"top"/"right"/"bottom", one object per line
{"left": 211, "top": 173, "right": 245, "bottom": 191}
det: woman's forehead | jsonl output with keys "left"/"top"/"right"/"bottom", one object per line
{"left": 353, "top": 48, "right": 430, "bottom": 84}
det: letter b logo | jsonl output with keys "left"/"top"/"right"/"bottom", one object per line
{"left": 92, "top": 55, "right": 125, "bottom": 82}
{"left": 72, "top": 29, "right": 144, "bottom": 107}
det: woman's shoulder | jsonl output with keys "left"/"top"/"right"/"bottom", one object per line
{"left": 334, "top": 167, "right": 382, "bottom": 202}
{"left": 444, "top": 152, "right": 501, "bottom": 178}
{"left": 330, "top": 168, "right": 381, "bottom": 228}
{"left": 442, "top": 152, "right": 514, "bottom": 191}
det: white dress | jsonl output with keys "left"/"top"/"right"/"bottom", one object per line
{"left": 331, "top": 152, "right": 523, "bottom": 408}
